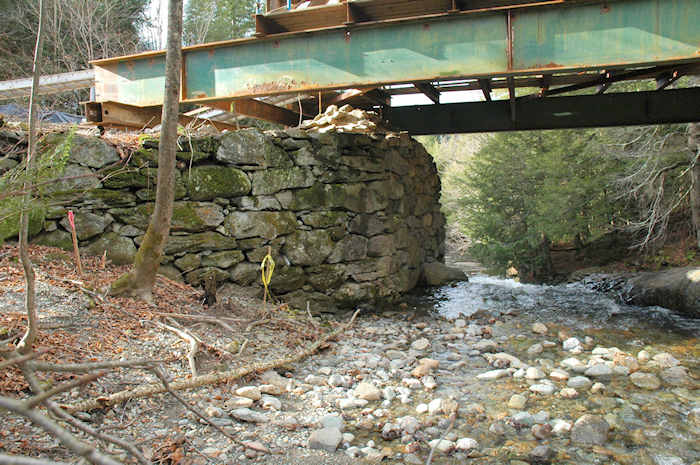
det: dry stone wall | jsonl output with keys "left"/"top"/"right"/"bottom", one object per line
{"left": 1, "top": 127, "right": 445, "bottom": 311}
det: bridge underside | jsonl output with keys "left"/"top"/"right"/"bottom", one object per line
{"left": 86, "top": 0, "right": 700, "bottom": 133}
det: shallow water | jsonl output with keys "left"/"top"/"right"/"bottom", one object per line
{"left": 382, "top": 275, "right": 700, "bottom": 464}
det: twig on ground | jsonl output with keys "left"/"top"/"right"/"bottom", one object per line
{"left": 25, "top": 371, "right": 106, "bottom": 408}
{"left": 152, "top": 319, "right": 200, "bottom": 377}
{"left": 0, "top": 395, "right": 122, "bottom": 465}
{"left": 0, "top": 454, "right": 71, "bottom": 465}
{"left": 237, "top": 339, "right": 248, "bottom": 356}
{"left": 0, "top": 348, "right": 47, "bottom": 370}
{"left": 27, "top": 358, "right": 162, "bottom": 373}
{"left": 425, "top": 410, "right": 458, "bottom": 465}
{"left": 151, "top": 366, "right": 272, "bottom": 454}
{"left": 152, "top": 312, "right": 236, "bottom": 333}
{"left": 64, "top": 309, "right": 361, "bottom": 413}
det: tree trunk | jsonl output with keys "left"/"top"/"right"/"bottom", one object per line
{"left": 689, "top": 122, "right": 700, "bottom": 249}
{"left": 16, "top": 0, "right": 46, "bottom": 354}
{"left": 110, "top": 0, "right": 183, "bottom": 302}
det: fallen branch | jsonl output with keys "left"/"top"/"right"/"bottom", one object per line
{"left": 0, "top": 395, "right": 122, "bottom": 465}
{"left": 28, "top": 358, "right": 161, "bottom": 373}
{"left": 0, "top": 348, "right": 47, "bottom": 370}
{"left": 64, "top": 309, "right": 361, "bottom": 413}
{"left": 151, "top": 367, "right": 271, "bottom": 455}
{"left": 152, "top": 312, "right": 236, "bottom": 333}
{"left": 152, "top": 319, "right": 199, "bottom": 377}
{"left": 25, "top": 371, "right": 106, "bottom": 409}
{"left": 425, "top": 410, "right": 457, "bottom": 465}
{"left": 0, "top": 454, "right": 70, "bottom": 465}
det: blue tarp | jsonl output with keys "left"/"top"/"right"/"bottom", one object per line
{"left": 0, "top": 103, "right": 83, "bottom": 124}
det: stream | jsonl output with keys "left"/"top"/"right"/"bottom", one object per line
{"left": 287, "top": 274, "right": 699, "bottom": 464}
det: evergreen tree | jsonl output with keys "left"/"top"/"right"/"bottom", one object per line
{"left": 183, "top": 0, "right": 256, "bottom": 45}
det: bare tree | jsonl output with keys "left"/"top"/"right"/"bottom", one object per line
{"left": 15, "top": 0, "right": 46, "bottom": 355}
{"left": 109, "top": 0, "right": 184, "bottom": 302}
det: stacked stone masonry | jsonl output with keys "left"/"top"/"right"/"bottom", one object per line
{"left": 1, "top": 127, "right": 445, "bottom": 311}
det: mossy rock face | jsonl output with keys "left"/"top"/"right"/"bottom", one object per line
{"left": 349, "top": 214, "right": 387, "bottom": 236}
{"left": 230, "top": 262, "right": 260, "bottom": 286}
{"left": 201, "top": 250, "right": 245, "bottom": 269}
{"left": 186, "top": 165, "right": 251, "bottom": 201}
{"left": 284, "top": 183, "right": 346, "bottom": 211}
{"left": 102, "top": 166, "right": 153, "bottom": 189}
{"left": 184, "top": 267, "right": 229, "bottom": 286}
{"left": 44, "top": 133, "right": 119, "bottom": 169}
{"left": 300, "top": 211, "right": 348, "bottom": 229}
{"left": 177, "top": 135, "right": 219, "bottom": 153}
{"left": 216, "top": 129, "right": 291, "bottom": 168}
{"left": 250, "top": 167, "right": 314, "bottom": 196}
{"left": 131, "top": 148, "right": 159, "bottom": 167}
{"left": 163, "top": 231, "right": 237, "bottom": 255}
{"left": 44, "top": 164, "right": 100, "bottom": 194}
{"left": 174, "top": 254, "right": 201, "bottom": 272}
{"left": 81, "top": 189, "right": 137, "bottom": 208}
{"left": 331, "top": 282, "right": 378, "bottom": 306}
{"left": 270, "top": 266, "right": 306, "bottom": 293}
{"left": 176, "top": 151, "right": 210, "bottom": 163}
{"left": 230, "top": 195, "right": 282, "bottom": 211}
{"left": 158, "top": 265, "right": 184, "bottom": 283}
{"left": 84, "top": 232, "right": 137, "bottom": 265}
{"left": 0, "top": 202, "right": 46, "bottom": 242}
{"left": 111, "top": 202, "right": 224, "bottom": 233}
{"left": 328, "top": 234, "right": 368, "bottom": 263}
{"left": 224, "top": 211, "right": 297, "bottom": 240}
{"left": 282, "top": 230, "right": 334, "bottom": 266}
{"left": 59, "top": 211, "right": 112, "bottom": 240}
{"left": 306, "top": 264, "right": 346, "bottom": 291}
{"left": 31, "top": 229, "right": 72, "bottom": 250}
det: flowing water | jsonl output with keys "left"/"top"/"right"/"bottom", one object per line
{"left": 381, "top": 275, "right": 700, "bottom": 464}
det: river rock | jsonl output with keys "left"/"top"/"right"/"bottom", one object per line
{"left": 230, "top": 408, "right": 269, "bottom": 423}
{"left": 626, "top": 266, "right": 700, "bottom": 317}
{"left": 585, "top": 363, "right": 613, "bottom": 378}
{"left": 224, "top": 397, "right": 254, "bottom": 409}
{"left": 532, "top": 423, "right": 553, "bottom": 440}
{"left": 529, "top": 445, "right": 554, "bottom": 464}
{"left": 568, "top": 376, "right": 592, "bottom": 389}
{"left": 559, "top": 388, "right": 579, "bottom": 399}
{"left": 308, "top": 427, "right": 342, "bottom": 452}
{"left": 422, "top": 375, "right": 437, "bottom": 390}
{"left": 561, "top": 357, "right": 587, "bottom": 373}
{"left": 355, "top": 382, "right": 382, "bottom": 401}
{"left": 630, "top": 372, "right": 661, "bottom": 390}
{"left": 411, "top": 338, "right": 430, "bottom": 351}
{"left": 562, "top": 337, "right": 582, "bottom": 351}
{"left": 549, "top": 369, "right": 569, "bottom": 381}
{"left": 526, "top": 367, "right": 546, "bottom": 380}
{"left": 428, "top": 439, "right": 455, "bottom": 454}
{"left": 571, "top": 414, "right": 609, "bottom": 445}
{"left": 652, "top": 352, "right": 680, "bottom": 368}
{"left": 529, "top": 383, "right": 556, "bottom": 395}
{"left": 455, "top": 438, "right": 478, "bottom": 451}
{"left": 235, "top": 386, "right": 262, "bottom": 401}
{"left": 552, "top": 419, "right": 572, "bottom": 435}
{"left": 320, "top": 414, "right": 345, "bottom": 432}
{"left": 532, "top": 322, "right": 548, "bottom": 334}
{"left": 261, "top": 395, "right": 281, "bottom": 410}
{"left": 660, "top": 366, "right": 691, "bottom": 386}
{"left": 476, "top": 369, "right": 510, "bottom": 380}
{"left": 412, "top": 358, "right": 439, "bottom": 377}
{"left": 337, "top": 398, "right": 368, "bottom": 409}
{"left": 398, "top": 416, "right": 421, "bottom": 435}
{"left": 508, "top": 394, "right": 527, "bottom": 409}
{"left": 422, "top": 262, "right": 467, "bottom": 286}
{"left": 527, "top": 343, "right": 544, "bottom": 356}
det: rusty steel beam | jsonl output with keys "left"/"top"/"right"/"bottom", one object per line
{"left": 413, "top": 82, "right": 440, "bottom": 103}
{"left": 384, "top": 87, "right": 700, "bottom": 134}
{"left": 89, "top": 0, "right": 700, "bottom": 107}
{"left": 207, "top": 98, "right": 301, "bottom": 126}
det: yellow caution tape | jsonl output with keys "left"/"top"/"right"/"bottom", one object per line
{"left": 260, "top": 251, "right": 275, "bottom": 303}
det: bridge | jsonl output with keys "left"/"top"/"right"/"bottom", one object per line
{"left": 5, "top": 0, "right": 700, "bottom": 133}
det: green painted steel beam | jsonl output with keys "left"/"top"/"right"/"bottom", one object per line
{"left": 384, "top": 87, "right": 700, "bottom": 134}
{"left": 92, "top": 0, "right": 700, "bottom": 107}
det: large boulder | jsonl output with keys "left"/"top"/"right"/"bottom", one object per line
{"left": 626, "top": 267, "right": 700, "bottom": 317}
{"left": 422, "top": 262, "right": 468, "bottom": 286}
{"left": 186, "top": 165, "right": 251, "bottom": 200}
{"left": 216, "top": 129, "right": 291, "bottom": 167}
{"left": 84, "top": 232, "right": 137, "bottom": 265}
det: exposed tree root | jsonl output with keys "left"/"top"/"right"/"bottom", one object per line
{"left": 63, "top": 310, "right": 360, "bottom": 413}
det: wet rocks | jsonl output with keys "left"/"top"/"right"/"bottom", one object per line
{"left": 571, "top": 414, "right": 609, "bottom": 445}
{"left": 455, "top": 437, "right": 479, "bottom": 451}
{"left": 508, "top": 394, "right": 527, "bottom": 409}
{"left": 476, "top": 369, "right": 510, "bottom": 380}
{"left": 354, "top": 382, "right": 382, "bottom": 401}
{"left": 230, "top": 408, "right": 269, "bottom": 423}
{"left": 529, "top": 445, "right": 554, "bottom": 464}
{"left": 630, "top": 372, "right": 662, "bottom": 390}
{"left": 411, "top": 338, "right": 430, "bottom": 351}
{"left": 308, "top": 427, "right": 342, "bottom": 452}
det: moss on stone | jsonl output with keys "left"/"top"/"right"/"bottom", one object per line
{"left": 82, "top": 189, "right": 137, "bottom": 208}
{"left": 224, "top": 211, "right": 297, "bottom": 240}
{"left": 201, "top": 250, "right": 245, "bottom": 269}
{"left": 31, "top": 229, "right": 72, "bottom": 250}
{"left": 131, "top": 148, "right": 159, "bottom": 167}
{"left": 111, "top": 201, "right": 224, "bottom": 233}
{"left": 186, "top": 165, "right": 251, "bottom": 201}
{"left": 163, "top": 232, "right": 237, "bottom": 255}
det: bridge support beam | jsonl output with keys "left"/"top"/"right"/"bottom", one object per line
{"left": 384, "top": 88, "right": 700, "bottom": 135}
